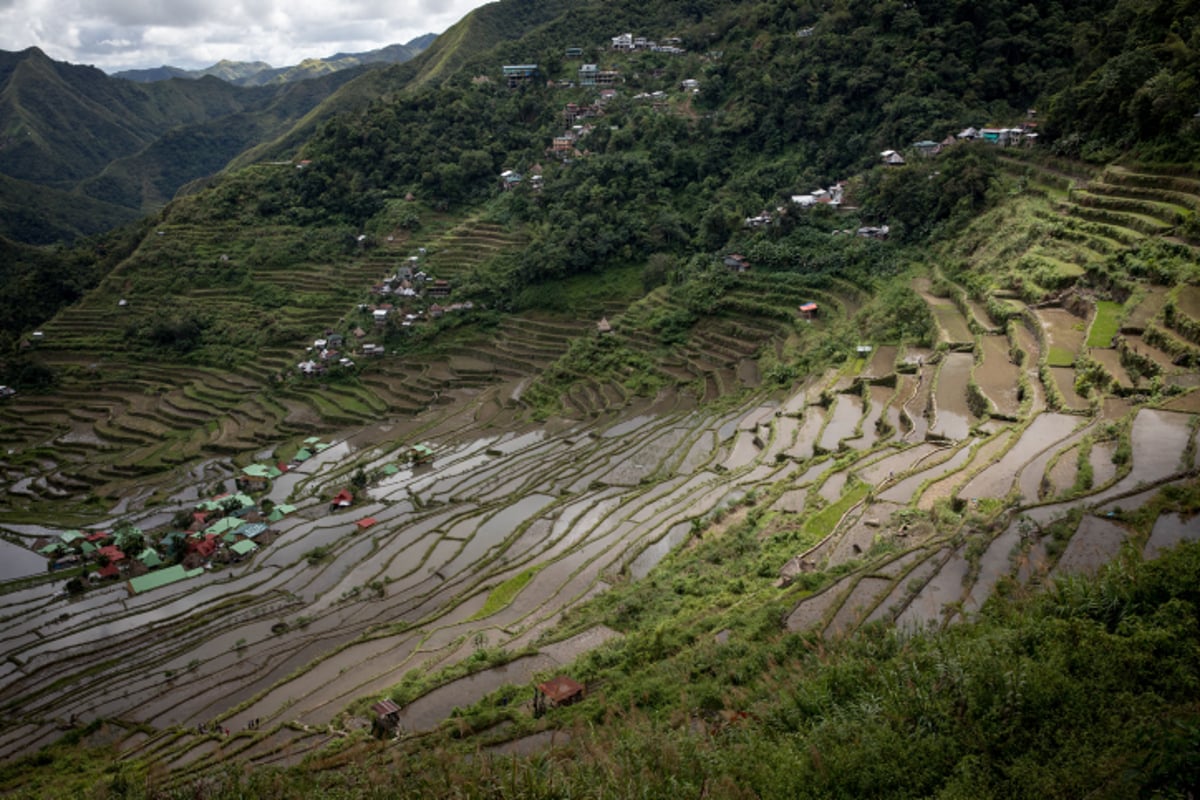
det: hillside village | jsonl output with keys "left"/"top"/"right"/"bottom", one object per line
{"left": 1, "top": 0, "right": 1200, "bottom": 795}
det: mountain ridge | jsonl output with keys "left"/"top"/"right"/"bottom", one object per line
{"left": 0, "top": 0, "right": 1198, "bottom": 795}
{"left": 109, "top": 34, "right": 437, "bottom": 86}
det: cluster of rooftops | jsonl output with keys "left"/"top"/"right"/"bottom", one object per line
{"left": 31, "top": 436, "right": 435, "bottom": 598}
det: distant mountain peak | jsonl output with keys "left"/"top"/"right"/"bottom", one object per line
{"left": 110, "top": 37, "right": 434, "bottom": 86}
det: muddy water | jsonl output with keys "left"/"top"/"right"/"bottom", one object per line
{"left": 977, "top": 335, "right": 1021, "bottom": 417}
{"left": 629, "top": 522, "right": 692, "bottom": 579}
{"left": 960, "top": 414, "right": 1081, "bottom": 500}
{"left": 918, "top": 432, "right": 1012, "bottom": 512}
{"left": 857, "top": 443, "right": 940, "bottom": 486}
{"left": 931, "top": 304, "right": 973, "bottom": 344}
{"left": 1052, "top": 516, "right": 1127, "bottom": 577}
{"left": 723, "top": 431, "right": 762, "bottom": 470}
{"left": 866, "top": 550, "right": 944, "bottom": 625}
{"left": 825, "top": 576, "right": 892, "bottom": 638}
{"left": 1124, "top": 334, "right": 1175, "bottom": 372}
{"left": 846, "top": 387, "right": 889, "bottom": 450}
{"left": 1177, "top": 285, "right": 1200, "bottom": 319}
{"left": 896, "top": 547, "right": 969, "bottom": 630}
{"left": 1143, "top": 513, "right": 1200, "bottom": 559}
{"left": 1035, "top": 307, "right": 1087, "bottom": 362}
{"left": 788, "top": 409, "right": 826, "bottom": 460}
{"left": 1026, "top": 410, "right": 1193, "bottom": 525}
{"left": 1045, "top": 445, "right": 1080, "bottom": 498}
{"left": 929, "top": 353, "right": 977, "bottom": 441}
{"left": 1089, "top": 348, "right": 1135, "bottom": 389}
{"left": 962, "top": 524, "right": 1021, "bottom": 615}
{"left": 786, "top": 573, "right": 856, "bottom": 633}
{"left": 1013, "top": 421, "right": 1091, "bottom": 505}
{"left": 819, "top": 395, "right": 864, "bottom": 451}
{"left": 773, "top": 490, "right": 807, "bottom": 513}
{"left": 819, "top": 471, "right": 848, "bottom": 503}
{"left": 879, "top": 444, "right": 972, "bottom": 503}
{"left": 863, "top": 346, "right": 898, "bottom": 379}
{"left": 1091, "top": 441, "right": 1118, "bottom": 486}
{"left": 0, "top": 539, "right": 50, "bottom": 581}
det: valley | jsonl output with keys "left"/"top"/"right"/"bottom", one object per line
{"left": 2, "top": 0, "right": 1200, "bottom": 795}
{"left": 2, "top": 153, "right": 1199, "bottom": 793}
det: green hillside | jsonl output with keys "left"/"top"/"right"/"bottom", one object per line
{"left": 0, "top": 49, "right": 373, "bottom": 241}
{"left": 1, "top": 0, "right": 1199, "bottom": 796}
{"left": 111, "top": 36, "right": 436, "bottom": 87}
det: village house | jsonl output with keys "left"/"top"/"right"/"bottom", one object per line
{"left": 799, "top": 302, "right": 819, "bottom": 320}
{"left": 534, "top": 675, "right": 585, "bottom": 716}
{"left": 330, "top": 489, "right": 354, "bottom": 510}
{"left": 880, "top": 149, "right": 906, "bottom": 166}
{"left": 499, "top": 169, "right": 522, "bottom": 189}
{"left": 744, "top": 211, "right": 773, "bottom": 228}
{"left": 372, "top": 699, "right": 402, "bottom": 732}
{"left": 551, "top": 131, "right": 577, "bottom": 154}
{"left": 427, "top": 279, "right": 452, "bottom": 297}
{"left": 723, "top": 254, "right": 751, "bottom": 273}
{"left": 565, "top": 46, "right": 583, "bottom": 58}
{"left": 611, "top": 33, "right": 634, "bottom": 50}
{"left": 578, "top": 64, "right": 619, "bottom": 86}
{"left": 501, "top": 64, "right": 539, "bottom": 88}
{"left": 912, "top": 140, "right": 941, "bottom": 157}
{"left": 856, "top": 225, "right": 890, "bottom": 240}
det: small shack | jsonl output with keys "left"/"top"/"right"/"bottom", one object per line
{"left": 798, "top": 302, "right": 819, "bottom": 320}
{"left": 372, "top": 699, "right": 402, "bottom": 731}
{"left": 597, "top": 317, "right": 613, "bottom": 335}
{"left": 534, "top": 675, "right": 585, "bottom": 716}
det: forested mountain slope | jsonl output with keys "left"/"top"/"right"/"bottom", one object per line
{"left": 0, "top": 49, "right": 372, "bottom": 242}
{"left": 0, "top": 0, "right": 1199, "bottom": 797}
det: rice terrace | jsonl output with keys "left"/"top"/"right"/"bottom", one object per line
{"left": 2, "top": 0, "right": 1200, "bottom": 795}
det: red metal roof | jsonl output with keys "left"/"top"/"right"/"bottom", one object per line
{"left": 537, "top": 675, "right": 584, "bottom": 705}
{"left": 97, "top": 545, "right": 126, "bottom": 562}
{"left": 356, "top": 517, "right": 377, "bottom": 530}
{"left": 372, "top": 699, "right": 401, "bottom": 717}
{"left": 331, "top": 489, "right": 354, "bottom": 506}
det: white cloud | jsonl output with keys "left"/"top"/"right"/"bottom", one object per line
{"left": 0, "top": 0, "right": 492, "bottom": 72}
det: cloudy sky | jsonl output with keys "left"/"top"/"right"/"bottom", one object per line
{"left": 0, "top": 0, "right": 495, "bottom": 73}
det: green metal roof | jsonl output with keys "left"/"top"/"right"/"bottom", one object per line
{"left": 295, "top": 448, "right": 313, "bottom": 462}
{"left": 59, "top": 530, "right": 84, "bottom": 543}
{"left": 242, "top": 464, "right": 273, "bottom": 478}
{"left": 138, "top": 549, "right": 163, "bottom": 568}
{"left": 127, "top": 564, "right": 204, "bottom": 594}
{"left": 230, "top": 539, "right": 258, "bottom": 556}
{"left": 205, "top": 517, "right": 245, "bottom": 536}
{"left": 304, "top": 436, "right": 322, "bottom": 445}
{"left": 382, "top": 464, "right": 400, "bottom": 476}
{"left": 80, "top": 542, "right": 97, "bottom": 555}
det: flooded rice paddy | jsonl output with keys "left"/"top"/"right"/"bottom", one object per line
{"left": 1, "top": 294, "right": 1198, "bottom": 769}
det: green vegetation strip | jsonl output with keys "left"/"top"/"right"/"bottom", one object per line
{"left": 804, "top": 482, "right": 871, "bottom": 540}
{"left": 1087, "top": 300, "right": 1124, "bottom": 348}
{"left": 470, "top": 565, "right": 544, "bottom": 621}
